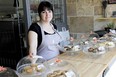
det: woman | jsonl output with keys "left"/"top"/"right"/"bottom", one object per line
{"left": 28, "top": 1, "right": 63, "bottom": 60}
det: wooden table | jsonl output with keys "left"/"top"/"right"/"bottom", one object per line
{"left": 61, "top": 60, "right": 107, "bottom": 77}
{"left": 55, "top": 48, "right": 116, "bottom": 77}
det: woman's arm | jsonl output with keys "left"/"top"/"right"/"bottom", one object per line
{"left": 28, "top": 31, "right": 38, "bottom": 56}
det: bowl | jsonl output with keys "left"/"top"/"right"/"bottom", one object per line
{"left": 16, "top": 55, "right": 48, "bottom": 77}
{"left": 99, "top": 41, "right": 115, "bottom": 48}
{"left": 64, "top": 45, "right": 81, "bottom": 55}
{"left": 44, "top": 58, "right": 79, "bottom": 77}
{"left": 83, "top": 45, "right": 106, "bottom": 58}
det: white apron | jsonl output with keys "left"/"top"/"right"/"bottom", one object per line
{"left": 37, "top": 23, "right": 61, "bottom": 60}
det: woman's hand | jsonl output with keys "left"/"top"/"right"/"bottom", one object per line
{"left": 29, "top": 52, "right": 36, "bottom": 58}
{"left": 29, "top": 52, "right": 33, "bottom": 58}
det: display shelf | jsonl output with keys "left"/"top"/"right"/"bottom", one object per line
{"left": 96, "top": 17, "right": 116, "bottom": 20}
{"left": 96, "top": 17, "right": 116, "bottom": 23}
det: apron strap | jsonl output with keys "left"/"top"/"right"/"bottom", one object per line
{"left": 50, "top": 23, "right": 62, "bottom": 40}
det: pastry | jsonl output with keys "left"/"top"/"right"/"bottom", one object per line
{"left": 21, "top": 64, "right": 44, "bottom": 75}
{"left": 47, "top": 70, "right": 69, "bottom": 77}
{"left": 64, "top": 45, "right": 80, "bottom": 51}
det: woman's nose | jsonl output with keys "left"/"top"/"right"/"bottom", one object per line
{"left": 46, "top": 12, "right": 48, "bottom": 16}
{"left": 46, "top": 11, "right": 49, "bottom": 16}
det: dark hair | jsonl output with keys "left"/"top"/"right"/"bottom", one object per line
{"left": 38, "top": 1, "right": 53, "bottom": 16}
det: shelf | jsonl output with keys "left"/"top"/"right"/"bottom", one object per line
{"left": 96, "top": 17, "right": 116, "bottom": 20}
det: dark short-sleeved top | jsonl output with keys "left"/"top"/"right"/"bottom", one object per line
{"left": 28, "top": 23, "right": 57, "bottom": 47}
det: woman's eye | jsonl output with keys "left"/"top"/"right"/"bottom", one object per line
{"left": 42, "top": 11, "right": 45, "bottom": 13}
{"left": 48, "top": 10, "right": 52, "bottom": 13}
{"left": 41, "top": 10, "right": 52, "bottom": 14}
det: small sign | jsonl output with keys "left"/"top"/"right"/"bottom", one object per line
{"left": 65, "top": 70, "right": 75, "bottom": 77}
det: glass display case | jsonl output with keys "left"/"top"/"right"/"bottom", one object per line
{"left": 23, "top": 0, "right": 68, "bottom": 31}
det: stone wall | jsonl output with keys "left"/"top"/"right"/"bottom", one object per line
{"left": 66, "top": 0, "right": 116, "bottom": 33}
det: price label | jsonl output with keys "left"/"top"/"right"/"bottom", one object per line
{"left": 37, "top": 64, "right": 44, "bottom": 69}
{"left": 65, "top": 70, "right": 75, "bottom": 77}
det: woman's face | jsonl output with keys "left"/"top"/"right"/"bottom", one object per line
{"left": 40, "top": 9, "right": 53, "bottom": 22}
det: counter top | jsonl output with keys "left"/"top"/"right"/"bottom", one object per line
{"left": 58, "top": 48, "right": 116, "bottom": 65}
{"left": 64, "top": 60, "right": 106, "bottom": 77}
{"left": 55, "top": 47, "right": 116, "bottom": 77}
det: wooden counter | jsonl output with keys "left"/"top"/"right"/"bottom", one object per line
{"left": 58, "top": 48, "right": 116, "bottom": 65}
{"left": 55, "top": 48, "right": 116, "bottom": 77}
{"left": 62, "top": 60, "right": 107, "bottom": 77}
